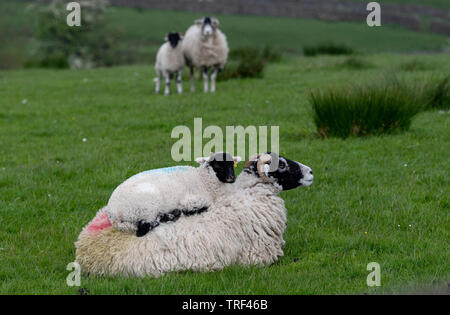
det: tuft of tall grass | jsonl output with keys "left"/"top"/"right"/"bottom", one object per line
{"left": 339, "top": 56, "right": 373, "bottom": 70}
{"left": 219, "top": 46, "right": 278, "bottom": 81}
{"left": 398, "top": 59, "right": 432, "bottom": 72}
{"left": 423, "top": 75, "right": 450, "bottom": 109}
{"left": 303, "top": 42, "right": 355, "bottom": 56}
{"left": 309, "top": 81, "right": 424, "bottom": 138}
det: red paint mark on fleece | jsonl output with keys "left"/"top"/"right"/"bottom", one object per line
{"left": 87, "top": 212, "right": 112, "bottom": 234}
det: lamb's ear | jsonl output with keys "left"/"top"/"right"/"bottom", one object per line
{"left": 212, "top": 18, "right": 219, "bottom": 27}
{"left": 164, "top": 33, "right": 168, "bottom": 41}
{"left": 195, "top": 156, "right": 210, "bottom": 164}
{"left": 194, "top": 19, "right": 203, "bottom": 25}
{"left": 233, "top": 156, "right": 242, "bottom": 163}
{"left": 178, "top": 32, "right": 183, "bottom": 39}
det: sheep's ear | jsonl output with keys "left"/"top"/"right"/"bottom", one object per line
{"left": 194, "top": 19, "right": 203, "bottom": 25}
{"left": 212, "top": 18, "right": 219, "bottom": 27}
{"left": 195, "top": 156, "right": 210, "bottom": 164}
{"left": 233, "top": 156, "right": 242, "bottom": 163}
{"left": 244, "top": 154, "right": 260, "bottom": 168}
{"left": 178, "top": 32, "right": 183, "bottom": 39}
{"left": 164, "top": 34, "right": 168, "bottom": 41}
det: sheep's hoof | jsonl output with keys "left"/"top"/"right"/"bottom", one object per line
{"left": 136, "top": 220, "right": 159, "bottom": 237}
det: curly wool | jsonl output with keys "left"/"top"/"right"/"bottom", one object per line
{"left": 106, "top": 165, "right": 227, "bottom": 233}
{"left": 75, "top": 172, "right": 286, "bottom": 277}
{"left": 182, "top": 24, "right": 229, "bottom": 69}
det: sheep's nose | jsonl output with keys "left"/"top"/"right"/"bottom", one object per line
{"left": 226, "top": 175, "right": 235, "bottom": 183}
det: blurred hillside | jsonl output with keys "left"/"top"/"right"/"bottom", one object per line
{"left": 110, "top": 0, "right": 449, "bottom": 34}
{"left": 1, "top": 0, "right": 449, "bottom": 69}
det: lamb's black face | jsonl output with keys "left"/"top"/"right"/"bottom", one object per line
{"left": 209, "top": 153, "right": 236, "bottom": 183}
{"left": 167, "top": 32, "right": 181, "bottom": 48}
{"left": 248, "top": 153, "right": 314, "bottom": 190}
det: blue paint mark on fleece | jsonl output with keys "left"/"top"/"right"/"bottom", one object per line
{"left": 129, "top": 166, "right": 190, "bottom": 180}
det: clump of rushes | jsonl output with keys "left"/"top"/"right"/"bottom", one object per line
{"left": 219, "top": 47, "right": 265, "bottom": 81}
{"left": 303, "top": 42, "right": 354, "bottom": 56}
{"left": 424, "top": 75, "right": 450, "bottom": 109}
{"left": 309, "top": 81, "right": 424, "bottom": 138}
{"left": 398, "top": 59, "right": 431, "bottom": 72}
{"left": 339, "top": 56, "right": 373, "bottom": 70}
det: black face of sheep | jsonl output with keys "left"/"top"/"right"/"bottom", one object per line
{"left": 196, "top": 16, "right": 219, "bottom": 36}
{"left": 167, "top": 32, "right": 182, "bottom": 48}
{"left": 209, "top": 152, "right": 238, "bottom": 183}
{"left": 245, "top": 153, "right": 314, "bottom": 190}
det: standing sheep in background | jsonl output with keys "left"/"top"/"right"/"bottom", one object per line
{"left": 182, "top": 17, "right": 229, "bottom": 93}
{"left": 106, "top": 152, "right": 242, "bottom": 237}
{"left": 155, "top": 32, "right": 185, "bottom": 95}
{"left": 75, "top": 153, "right": 314, "bottom": 277}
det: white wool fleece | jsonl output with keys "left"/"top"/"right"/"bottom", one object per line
{"left": 106, "top": 165, "right": 229, "bottom": 233}
{"left": 155, "top": 41, "right": 185, "bottom": 74}
{"left": 182, "top": 24, "right": 229, "bottom": 69}
{"left": 75, "top": 171, "right": 287, "bottom": 277}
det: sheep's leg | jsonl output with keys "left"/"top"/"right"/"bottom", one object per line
{"left": 155, "top": 71, "right": 162, "bottom": 94}
{"left": 164, "top": 71, "right": 170, "bottom": 96}
{"left": 202, "top": 66, "right": 209, "bottom": 93}
{"left": 189, "top": 66, "right": 195, "bottom": 92}
{"left": 210, "top": 66, "right": 218, "bottom": 93}
{"left": 176, "top": 70, "right": 183, "bottom": 94}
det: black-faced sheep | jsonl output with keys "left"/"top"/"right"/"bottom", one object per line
{"left": 75, "top": 153, "right": 313, "bottom": 277}
{"left": 182, "top": 17, "right": 229, "bottom": 93}
{"left": 155, "top": 32, "right": 185, "bottom": 95}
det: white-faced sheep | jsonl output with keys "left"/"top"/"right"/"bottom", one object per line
{"left": 182, "top": 17, "right": 229, "bottom": 93}
{"left": 75, "top": 153, "right": 314, "bottom": 277}
{"left": 105, "top": 152, "right": 242, "bottom": 237}
{"left": 155, "top": 32, "right": 185, "bottom": 95}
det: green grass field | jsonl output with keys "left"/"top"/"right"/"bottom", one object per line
{"left": 1, "top": 52, "right": 449, "bottom": 294}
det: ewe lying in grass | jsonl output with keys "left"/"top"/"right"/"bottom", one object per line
{"left": 75, "top": 153, "right": 313, "bottom": 277}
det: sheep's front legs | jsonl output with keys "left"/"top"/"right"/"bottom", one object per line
{"left": 189, "top": 66, "right": 195, "bottom": 92}
{"left": 163, "top": 71, "right": 170, "bottom": 96}
{"left": 155, "top": 71, "right": 162, "bottom": 94}
{"left": 176, "top": 70, "right": 183, "bottom": 94}
{"left": 210, "top": 67, "right": 218, "bottom": 93}
{"left": 202, "top": 66, "right": 209, "bottom": 93}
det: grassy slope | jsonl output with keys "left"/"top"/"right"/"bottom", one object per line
{"left": 0, "top": 53, "right": 449, "bottom": 294}
{"left": 0, "top": 1, "right": 448, "bottom": 69}
{"left": 107, "top": 7, "right": 448, "bottom": 54}
{"left": 349, "top": 0, "right": 450, "bottom": 10}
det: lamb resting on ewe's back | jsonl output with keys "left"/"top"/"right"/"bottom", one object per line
{"left": 155, "top": 32, "right": 185, "bottom": 95}
{"left": 182, "top": 17, "right": 229, "bottom": 93}
{"left": 106, "top": 152, "right": 241, "bottom": 237}
{"left": 75, "top": 153, "right": 314, "bottom": 277}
